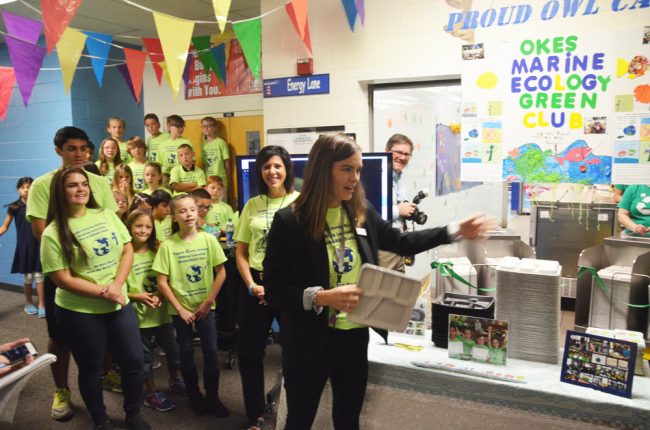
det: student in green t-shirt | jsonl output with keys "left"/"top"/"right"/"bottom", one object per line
{"left": 618, "top": 184, "right": 650, "bottom": 237}
{"left": 96, "top": 138, "right": 122, "bottom": 187}
{"left": 234, "top": 146, "right": 299, "bottom": 429}
{"left": 40, "top": 167, "right": 149, "bottom": 429}
{"left": 156, "top": 115, "right": 191, "bottom": 179}
{"left": 150, "top": 190, "right": 173, "bottom": 243}
{"left": 107, "top": 116, "right": 130, "bottom": 163}
{"left": 26, "top": 126, "right": 118, "bottom": 422}
{"left": 488, "top": 326, "right": 507, "bottom": 365}
{"left": 169, "top": 144, "right": 207, "bottom": 196}
{"left": 200, "top": 117, "right": 231, "bottom": 197}
{"left": 125, "top": 209, "right": 184, "bottom": 413}
{"left": 153, "top": 195, "right": 230, "bottom": 418}
{"left": 144, "top": 113, "right": 169, "bottom": 163}
{"left": 142, "top": 162, "right": 172, "bottom": 197}
{"left": 127, "top": 137, "right": 148, "bottom": 192}
{"left": 205, "top": 175, "right": 234, "bottom": 232}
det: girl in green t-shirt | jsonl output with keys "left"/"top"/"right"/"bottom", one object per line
{"left": 96, "top": 138, "right": 122, "bottom": 186}
{"left": 153, "top": 195, "right": 230, "bottom": 417}
{"left": 126, "top": 209, "right": 184, "bottom": 412}
{"left": 40, "top": 167, "right": 148, "bottom": 429}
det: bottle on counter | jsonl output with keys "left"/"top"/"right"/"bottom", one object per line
{"left": 225, "top": 219, "right": 235, "bottom": 248}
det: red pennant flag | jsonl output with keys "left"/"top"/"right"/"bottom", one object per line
{"left": 0, "top": 68, "right": 16, "bottom": 121}
{"left": 124, "top": 48, "right": 147, "bottom": 105}
{"left": 41, "top": 0, "right": 84, "bottom": 54}
{"left": 142, "top": 38, "right": 165, "bottom": 85}
{"left": 286, "top": 1, "right": 312, "bottom": 54}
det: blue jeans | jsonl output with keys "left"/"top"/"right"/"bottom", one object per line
{"left": 172, "top": 311, "right": 220, "bottom": 397}
{"left": 140, "top": 323, "right": 180, "bottom": 380}
{"left": 56, "top": 303, "right": 144, "bottom": 424}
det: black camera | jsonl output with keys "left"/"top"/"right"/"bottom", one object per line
{"left": 404, "top": 189, "right": 429, "bottom": 225}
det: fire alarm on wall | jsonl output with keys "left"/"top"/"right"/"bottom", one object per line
{"left": 297, "top": 58, "right": 313, "bottom": 76}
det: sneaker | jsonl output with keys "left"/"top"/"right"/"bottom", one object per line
{"left": 24, "top": 304, "right": 37, "bottom": 315}
{"left": 152, "top": 360, "right": 162, "bottom": 369}
{"left": 144, "top": 391, "right": 175, "bottom": 412}
{"left": 51, "top": 387, "right": 74, "bottom": 421}
{"left": 125, "top": 414, "right": 151, "bottom": 430}
{"left": 102, "top": 369, "right": 123, "bottom": 393}
{"left": 207, "top": 397, "right": 230, "bottom": 418}
{"left": 169, "top": 377, "right": 186, "bottom": 395}
{"left": 38, "top": 307, "right": 46, "bottom": 318}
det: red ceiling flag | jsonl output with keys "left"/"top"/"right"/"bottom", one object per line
{"left": 285, "top": 0, "right": 312, "bottom": 55}
{"left": 142, "top": 38, "right": 165, "bottom": 85}
{"left": 41, "top": 0, "right": 84, "bottom": 54}
{"left": 0, "top": 68, "right": 16, "bottom": 121}
{"left": 124, "top": 48, "right": 147, "bottom": 104}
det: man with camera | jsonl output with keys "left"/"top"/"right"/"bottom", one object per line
{"left": 379, "top": 134, "right": 418, "bottom": 272}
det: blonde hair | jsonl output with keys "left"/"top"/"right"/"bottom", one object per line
{"left": 112, "top": 164, "right": 136, "bottom": 205}
{"left": 97, "top": 138, "right": 122, "bottom": 176}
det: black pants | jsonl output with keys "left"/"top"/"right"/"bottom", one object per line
{"left": 283, "top": 327, "right": 369, "bottom": 430}
{"left": 56, "top": 303, "right": 144, "bottom": 424}
{"left": 238, "top": 269, "right": 281, "bottom": 421}
{"left": 44, "top": 276, "right": 66, "bottom": 343}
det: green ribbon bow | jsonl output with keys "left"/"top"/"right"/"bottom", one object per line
{"left": 576, "top": 266, "right": 650, "bottom": 309}
{"left": 431, "top": 261, "right": 496, "bottom": 292}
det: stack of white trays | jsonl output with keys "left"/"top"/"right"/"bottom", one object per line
{"left": 589, "top": 265, "right": 633, "bottom": 331}
{"left": 484, "top": 256, "right": 521, "bottom": 297}
{"left": 496, "top": 258, "right": 562, "bottom": 364}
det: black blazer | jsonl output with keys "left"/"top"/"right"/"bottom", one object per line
{"left": 263, "top": 202, "right": 451, "bottom": 362}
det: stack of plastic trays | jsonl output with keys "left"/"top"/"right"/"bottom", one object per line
{"left": 589, "top": 265, "right": 632, "bottom": 331}
{"left": 484, "top": 257, "right": 520, "bottom": 297}
{"left": 432, "top": 257, "right": 477, "bottom": 297}
{"left": 496, "top": 258, "right": 562, "bottom": 364}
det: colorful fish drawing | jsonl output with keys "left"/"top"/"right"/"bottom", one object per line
{"left": 585, "top": 158, "right": 601, "bottom": 165}
{"left": 556, "top": 146, "right": 592, "bottom": 165}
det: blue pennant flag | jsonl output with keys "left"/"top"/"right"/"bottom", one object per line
{"left": 210, "top": 44, "right": 227, "bottom": 84}
{"left": 84, "top": 31, "right": 112, "bottom": 87}
{"left": 341, "top": 0, "right": 357, "bottom": 31}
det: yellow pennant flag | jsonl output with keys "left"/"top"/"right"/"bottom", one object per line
{"left": 56, "top": 28, "right": 87, "bottom": 94}
{"left": 153, "top": 12, "right": 195, "bottom": 98}
{"left": 212, "top": 0, "right": 232, "bottom": 34}
{"left": 158, "top": 61, "right": 175, "bottom": 92}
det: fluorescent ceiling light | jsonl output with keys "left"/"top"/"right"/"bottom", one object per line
{"left": 0, "top": 0, "right": 18, "bottom": 5}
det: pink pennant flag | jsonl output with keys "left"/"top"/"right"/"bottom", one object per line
{"left": 0, "top": 68, "right": 16, "bottom": 121}
{"left": 286, "top": 1, "right": 312, "bottom": 54}
{"left": 124, "top": 48, "right": 147, "bottom": 104}
{"left": 142, "top": 38, "right": 165, "bottom": 85}
{"left": 4, "top": 35, "right": 46, "bottom": 106}
{"left": 41, "top": 0, "right": 84, "bottom": 54}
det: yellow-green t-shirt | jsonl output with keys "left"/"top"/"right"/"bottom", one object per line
{"left": 40, "top": 208, "right": 131, "bottom": 314}
{"left": 234, "top": 191, "right": 299, "bottom": 271}
{"left": 152, "top": 231, "right": 227, "bottom": 314}
{"left": 128, "top": 160, "right": 147, "bottom": 192}
{"left": 127, "top": 250, "right": 172, "bottom": 328}
{"left": 95, "top": 160, "right": 116, "bottom": 186}
{"left": 142, "top": 187, "right": 172, "bottom": 197}
{"left": 147, "top": 132, "right": 170, "bottom": 163}
{"left": 201, "top": 137, "right": 229, "bottom": 183}
{"left": 206, "top": 201, "right": 234, "bottom": 230}
{"left": 169, "top": 165, "right": 207, "bottom": 196}
{"left": 27, "top": 169, "right": 118, "bottom": 222}
{"left": 155, "top": 216, "right": 172, "bottom": 243}
{"left": 156, "top": 137, "right": 191, "bottom": 175}
{"left": 325, "top": 207, "right": 363, "bottom": 330}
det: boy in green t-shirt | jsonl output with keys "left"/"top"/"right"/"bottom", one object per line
{"left": 150, "top": 190, "right": 172, "bottom": 243}
{"left": 205, "top": 176, "right": 234, "bottom": 231}
{"left": 200, "top": 117, "right": 231, "bottom": 196}
{"left": 156, "top": 115, "right": 191, "bottom": 179}
{"left": 127, "top": 137, "right": 148, "bottom": 192}
{"left": 618, "top": 184, "right": 650, "bottom": 237}
{"left": 460, "top": 327, "right": 476, "bottom": 356}
{"left": 144, "top": 113, "right": 170, "bottom": 163}
{"left": 107, "top": 116, "right": 130, "bottom": 163}
{"left": 169, "top": 144, "right": 207, "bottom": 196}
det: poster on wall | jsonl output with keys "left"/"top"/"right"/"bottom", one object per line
{"left": 266, "top": 126, "right": 344, "bottom": 154}
{"left": 460, "top": 29, "right": 650, "bottom": 184}
{"left": 436, "top": 124, "right": 480, "bottom": 195}
{"left": 185, "top": 38, "right": 262, "bottom": 100}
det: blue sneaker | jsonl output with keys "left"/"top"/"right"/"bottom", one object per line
{"left": 24, "top": 304, "right": 38, "bottom": 315}
{"left": 38, "top": 307, "right": 46, "bottom": 318}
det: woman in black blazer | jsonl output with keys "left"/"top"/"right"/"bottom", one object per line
{"left": 263, "top": 133, "right": 488, "bottom": 430}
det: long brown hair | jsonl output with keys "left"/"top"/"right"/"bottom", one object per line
{"left": 47, "top": 167, "right": 100, "bottom": 265}
{"left": 98, "top": 138, "right": 123, "bottom": 176}
{"left": 294, "top": 133, "right": 366, "bottom": 241}
{"left": 126, "top": 209, "right": 158, "bottom": 252}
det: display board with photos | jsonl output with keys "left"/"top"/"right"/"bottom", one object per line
{"left": 448, "top": 315, "right": 508, "bottom": 365}
{"left": 561, "top": 331, "right": 636, "bottom": 399}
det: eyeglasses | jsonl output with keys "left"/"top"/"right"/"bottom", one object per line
{"left": 197, "top": 205, "right": 211, "bottom": 211}
{"left": 390, "top": 150, "right": 412, "bottom": 159}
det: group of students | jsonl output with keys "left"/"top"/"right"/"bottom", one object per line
{"left": 5, "top": 123, "right": 490, "bottom": 430}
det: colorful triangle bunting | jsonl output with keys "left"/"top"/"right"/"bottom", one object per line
{"left": 56, "top": 28, "right": 87, "bottom": 94}
{"left": 41, "top": 0, "right": 84, "bottom": 54}
{"left": 2, "top": 11, "right": 42, "bottom": 44}
{"left": 124, "top": 48, "right": 147, "bottom": 105}
{"left": 117, "top": 64, "right": 138, "bottom": 103}
{"left": 4, "top": 35, "right": 46, "bottom": 106}
{"left": 142, "top": 38, "right": 165, "bottom": 85}
{"left": 290, "top": 0, "right": 308, "bottom": 38}
{"left": 355, "top": 0, "right": 365, "bottom": 25}
{"left": 341, "top": 0, "right": 358, "bottom": 31}
{"left": 232, "top": 18, "right": 261, "bottom": 79}
{"left": 210, "top": 44, "right": 227, "bottom": 84}
{"left": 0, "top": 68, "right": 16, "bottom": 121}
{"left": 286, "top": 1, "right": 312, "bottom": 54}
{"left": 212, "top": 0, "right": 232, "bottom": 34}
{"left": 153, "top": 12, "right": 194, "bottom": 98}
{"left": 192, "top": 35, "right": 219, "bottom": 77}
{"left": 84, "top": 31, "right": 112, "bottom": 87}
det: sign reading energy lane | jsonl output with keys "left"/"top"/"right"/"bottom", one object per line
{"left": 263, "top": 74, "right": 330, "bottom": 98}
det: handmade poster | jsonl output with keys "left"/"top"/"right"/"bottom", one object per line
{"left": 448, "top": 314, "right": 508, "bottom": 365}
{"left": 561, "top": 330, "right": 636, "bottom": 398}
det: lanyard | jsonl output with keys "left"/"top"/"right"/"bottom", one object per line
{"left": 264, "top": 193, "right": 287, "bottom": 235}
{"left": 325, "top": 206, "right": 346, "bottom": 285}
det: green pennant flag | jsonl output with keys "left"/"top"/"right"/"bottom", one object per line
{"left": 191, "top": 35, "right": 222, "bottom": 82}
{"left": 232, "top": 18, "right": 261, "bottom": 79}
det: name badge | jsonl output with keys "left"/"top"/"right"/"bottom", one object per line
{"left": 356, "top": 227, "right": 367, "bottom": 236}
